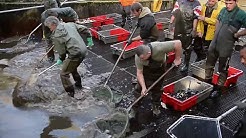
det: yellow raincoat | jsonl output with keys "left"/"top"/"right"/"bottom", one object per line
{"left": 197, "top": 3, "right": 223, "bottom": 40}
{"left": 152, "top": 0, "right": 163, "bottom": 12}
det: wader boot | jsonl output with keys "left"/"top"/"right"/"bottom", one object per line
{"left": 177, "top": 34, "right": 192, "bottom": 72}
{"left": 65, "top": 86, "right": 75, "bottom": 97}
{"left": 180, "top": 50, "right": 191, "bottom": 72}
{"left": 61, "top": 58, "right": 83, "bottom": 97}
{"left": 73, "top": 71, "right": 82, "bottom": 89}
{"left": 210, "top": 85, "right": 226, "bottom": 99}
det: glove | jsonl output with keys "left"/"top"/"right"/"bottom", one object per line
{"left": 87, "top": 37, "right": 94, "bottom": 47}
{"left": 56, "top": 59, "right": 63, "bottom": 65}
{"left": 127, "top": 39, "right": 132, "bottom": 45}
{"left": 235, "top": 101, "right": 246, "bottom": 110}
{"left": 191, "top": 30, "right": 197, "bottom": 38}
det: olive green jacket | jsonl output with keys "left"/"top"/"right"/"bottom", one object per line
{"left": 51, "top": 22, "right": 91, "bottom": 60}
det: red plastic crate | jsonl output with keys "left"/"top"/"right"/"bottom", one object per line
{"left": 212, "top": 66, "right": 243, "bottom": 87}
{"left": 161, "top": 76, "right": 213, "bottom": 111}
{"left": 89, "top": 28, "right": 99, "bottom": 38}
{"left": 167, "top": 51, "right": 175, "bottom": 64}
{"left": 110, "top": 40, "right": 143, "bottom": 59}
{"left": 109, "top": 28, "right": 130, "bottom": 42}
{"left": 103, "top": 18, "right": 114, "bottom": 25}
{"left": 157, "top": 23, "right": 164, "bottom": 30}
{"left": 90, "top": 24, "right": 120, "bottom": 39}
{"left": 162, "top": 83, "right": 198, "bottom": 111}
{"left": 122, "top": 41, "right": 144, "bottom": 51}
{"left": 89, "top": 15, "right": 114, "bottom": 25}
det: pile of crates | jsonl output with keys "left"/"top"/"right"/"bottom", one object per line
{"left": 80, "top": 13, "right": 130, "bottom": 44}
{"left": 90, "top": 24, "right": 130, "bottom": 44}
{"left": 79, "top": 13, "right": 122, "bottom": 28}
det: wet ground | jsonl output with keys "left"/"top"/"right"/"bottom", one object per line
{"left": 1, "top": 10, "right": 246, "bottom": 138}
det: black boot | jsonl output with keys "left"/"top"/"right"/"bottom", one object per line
{"left": 180, "top": 56, "right": 189, "bottom": 72}
{"left": 180, "top": 50, "right": 191, "bottom": 72}
{"left": 210, "top": 85, "right": 224, "bottom": 99}
{"left": 75, "top": 82, "right": 82, "bottom": 89}
{"left": 65, "top": 86, "right": 75, "bottom": 97}
{"left": 180, "top": 63, "right": 188, "bottom": 72}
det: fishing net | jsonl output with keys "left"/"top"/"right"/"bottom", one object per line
{"left": 89, "top": 85, "right": 130, "bottom": 137}
{"left": 80, "top": 108, "right": 130, "bottom": 138}
{"left": 95, "top": 109, "right": 129, "bottom": 138}
{"left": 91, "top": 85, "right": 123, "bottom": 104}
{"left": 167, "top": 115, "right": 222, "bottom": 138}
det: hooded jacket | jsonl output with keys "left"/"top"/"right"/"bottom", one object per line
{"left": 51, "top": 22, "right": 91, "bottom": 60}
{"left": 138, "top": 7, "right": 159, "bottom": 40}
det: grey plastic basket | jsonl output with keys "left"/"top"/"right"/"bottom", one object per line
{"left": 98, "top": 28, "right": 130, "bottom": 44}
{"left": 106, "top": 13, "right": 123, "bottom": 24}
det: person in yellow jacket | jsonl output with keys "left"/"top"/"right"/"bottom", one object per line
{"left": 119, "top": 0, "right": 136, "bottom": 29}
{"left": 194, "top": 0, "right": 223, "bottom": 61}
{"left": 152, "top": 0, "right": 163, "bottom": 12}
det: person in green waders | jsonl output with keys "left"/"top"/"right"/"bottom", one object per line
{"left": 205, "top": 0, "right": 246, "bottom": 98}
{"left": 44, "top": 16, "right": 93, "bottom": 97}
{"left": 41, "top": 7, "right": 85, "bottom": 63}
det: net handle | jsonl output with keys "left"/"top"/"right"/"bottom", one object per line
{"left": 217, "top": 98, "right": 246, "bottom": 121}
{"left": 127, "top": 64, "right": 175, "bottom": 111}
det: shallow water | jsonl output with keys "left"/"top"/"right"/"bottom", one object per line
{"left": 0, "top": 40, "right": 122, "bottom": 137}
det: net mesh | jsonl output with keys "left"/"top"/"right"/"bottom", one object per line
{"left": 170, "top": 117, "right": 221, "bottom": 138}
{"left": 90, "top": 85, "right": 129, "bottom": 137}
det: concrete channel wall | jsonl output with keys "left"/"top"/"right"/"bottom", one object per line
{"left": 0, "top": 0, "right": 173, "bottom": 40}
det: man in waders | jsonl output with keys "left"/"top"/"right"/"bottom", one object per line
{"left": 119, "top": 0, "right": 136, "bottom": 30}
{"left": 130, "top": 2, "right": 159, "bottom": 44}
{"left": 205, "top": 0, "right": 246, "bottom": 98}
{"left": 44, "top": 16, "right": 93, "bottom": 97}
{"left": 169, "top": 0, "right": 202, "bottom": 72}
{"left": 196, "top": 0, "right": 223, "bottom": 57}
{"left": 133, "top": 40, "right": 182, "bottom": 127}
{"left": 41, "top": 7, "right": 90, "bottom": 63}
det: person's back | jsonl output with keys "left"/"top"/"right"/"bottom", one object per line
{"left": 43, "top": 0, "right": 60, "bottom": 10}
{"left": 49, "top": 7, "right": 79, "bottom": 22}
{"left": 53, "top": 22, "right": 87, "bottom": 59}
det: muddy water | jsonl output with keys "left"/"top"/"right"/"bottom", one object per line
{"left": 0, "top": 40, "right": 121, "bottom": 137}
